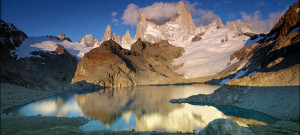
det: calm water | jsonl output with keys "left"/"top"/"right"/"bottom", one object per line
{"left": 6, "top": 84, "right": 278, "bottom": 132}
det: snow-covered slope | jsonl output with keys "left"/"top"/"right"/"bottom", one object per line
{"left": 14, "top": 36, "right": 93, "bottom": 60}
{"left": 174, "top": 25, "right": 250, "bottom": 78}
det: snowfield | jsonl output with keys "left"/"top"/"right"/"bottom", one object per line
{"left": 14, "top": 37, "right": 93, "bottom": 60}
{"left": 173, "top": 26, "right": 251, "bottom": 78}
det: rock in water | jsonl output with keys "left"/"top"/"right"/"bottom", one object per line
{"left": 198, "top": 118, "right": 253, "bottom": 135}
{"left": 72, "top": 39, "right": 185, "bottom": 88}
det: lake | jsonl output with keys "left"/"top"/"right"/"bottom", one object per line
{"left": 6, "top": 84, "right": 278, "bottom": 132}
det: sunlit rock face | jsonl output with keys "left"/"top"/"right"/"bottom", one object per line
{"left": 71, "top": 39, "right": 185, "bottom": 88}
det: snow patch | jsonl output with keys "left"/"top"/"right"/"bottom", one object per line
{"left": 219, "top": 69, "right": 248, "bottom": 85}
{"left": 15, "top": 37, "right": 93, "bottom": 60}
{"left": 288, "top": 26, "right": 300, "bottom": 34}
{"left": 237, "top": 61, "right": 248, "bottom": 70}
{"left": 244, "top": 35, "right": 264, "bottom": 46}
{"left": 145, "top": 25, "right": 161, "bottom": 38}
{"left": 248, "top": 71, "right": 257, "bottom": 77}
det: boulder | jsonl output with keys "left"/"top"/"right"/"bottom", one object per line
{"left": 198, "top": 118, "right": 253, "bottom": 135}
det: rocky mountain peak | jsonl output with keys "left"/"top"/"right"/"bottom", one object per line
{"left": 55, "top": 33, "right": 72, "bottom": 42}
{"left": 270, "top": 1, "right": 299, "bottom": 39}
{"left": 210, "top": 17, "right": 224, "bottom": 29}
{"left": 102, "top": 25, "right": 113, "bottom": 41}
{"left": 123, "top": 30, "right": 131, "bottom": 38}
{"left": 0, "top": 19, "right": 28, "bottom": 52}
{"left": 122, "top": 30, "right": 132, "bottom": 42}
{"left": 134, "top": 13, "right": 148, "bottom": 40}
{"left": 78, "top": 33, "right": 101, "bottom": 47}
{"left": 139, "top": 13, "right": 147, "bottom": 23}
{"left": 175, "top": 1, "right": 196, "bottom": 29}
{"left": 225, "top": 20, "right": 254, "bottom": 33}
{"left": 268, "top": 1, "right": 299, "bottom": 51}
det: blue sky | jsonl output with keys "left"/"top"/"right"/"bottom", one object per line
{"left": 1, "top": 0, "right": 297, "bottom": 41}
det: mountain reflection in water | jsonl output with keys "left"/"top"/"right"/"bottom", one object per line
{"left": 7, "top": 84, "right": 278, "bottom": 132}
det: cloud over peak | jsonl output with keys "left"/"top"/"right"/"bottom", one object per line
{"left": 121, "top": 2, "right": 178, "bottom": 26}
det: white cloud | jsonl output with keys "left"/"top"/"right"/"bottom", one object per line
{"left": 111, "top": 12, "right": 117, "bottom": 17}
{"left": 122, "top": 2, "right": 178, "bottom": 26}
{"left": 121, "top": 1, "right": 219, "bottom": 26}
{"left": 141, "top": 2, "right": 178, "bottom": 25}
{"left": 121, "top": 4, "right": 140, "bottom": 26}
{"left": 240, "top": 10, "right": 285, "bottom": 33}
{"left": 111, "top": 19, "right": 119, "bottom": 23}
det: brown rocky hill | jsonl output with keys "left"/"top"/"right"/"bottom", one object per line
{"left": 72, "top": 39, "right": 185, "bottom": 88}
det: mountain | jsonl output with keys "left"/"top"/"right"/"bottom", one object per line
{"left": 134, "top": 1, "right": 197, "bottom": 46}
{"left": 55, "top": 33, "right": 72, "bottom": 42}
{"left": 101, "top": 25, "right": 134, "bottom": 50}
{"left": 78, "top": 34, "right": 101, "bottom": 47}
{"left": 171, "top": 1, "right": 300, "bottom": 121}
{"left": 174, "top": 17, "right": 254, "bottom": 78}
{"left": 0, "top": 20, "right": 28, "bottom": 54}
{"left": 71, "top": 39, "right": 185, "bottom": 88}
{"left": 129, "top": 2, "right": 255, "bottom": 78}
{"left": 121, "top": 30, "right": 134, "bottom": 49}
{"left": 216, "top": 1, "right": 300, "bottom": 86}
{"left": 0, "top": 21, "right": 85, "bottom": 90}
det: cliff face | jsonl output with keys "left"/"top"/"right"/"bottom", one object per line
{"left": 72, "top": 39, "right": 185, "bottom": 88}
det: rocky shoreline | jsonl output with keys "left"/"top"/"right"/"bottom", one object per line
{"left": 0, "top": 83, "right": 78, "bottom": 112}
{"left": 170, "top": 84, "right": 299, "bottom": 121}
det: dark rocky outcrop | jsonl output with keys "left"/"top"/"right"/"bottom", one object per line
{"left": 191, "top": 32, "right": 204, "bottom": 42}
{"left": 0, "top": 20, "right": 28, "bottom": 56}
{"left": 72, "top": 39, "right": 185, "bottom": 88}
{"left": 1, "top": 45, "right": 78, "bottom": 90}
{"left": 55, "top": 33, "right": 72, "bottom": 42}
